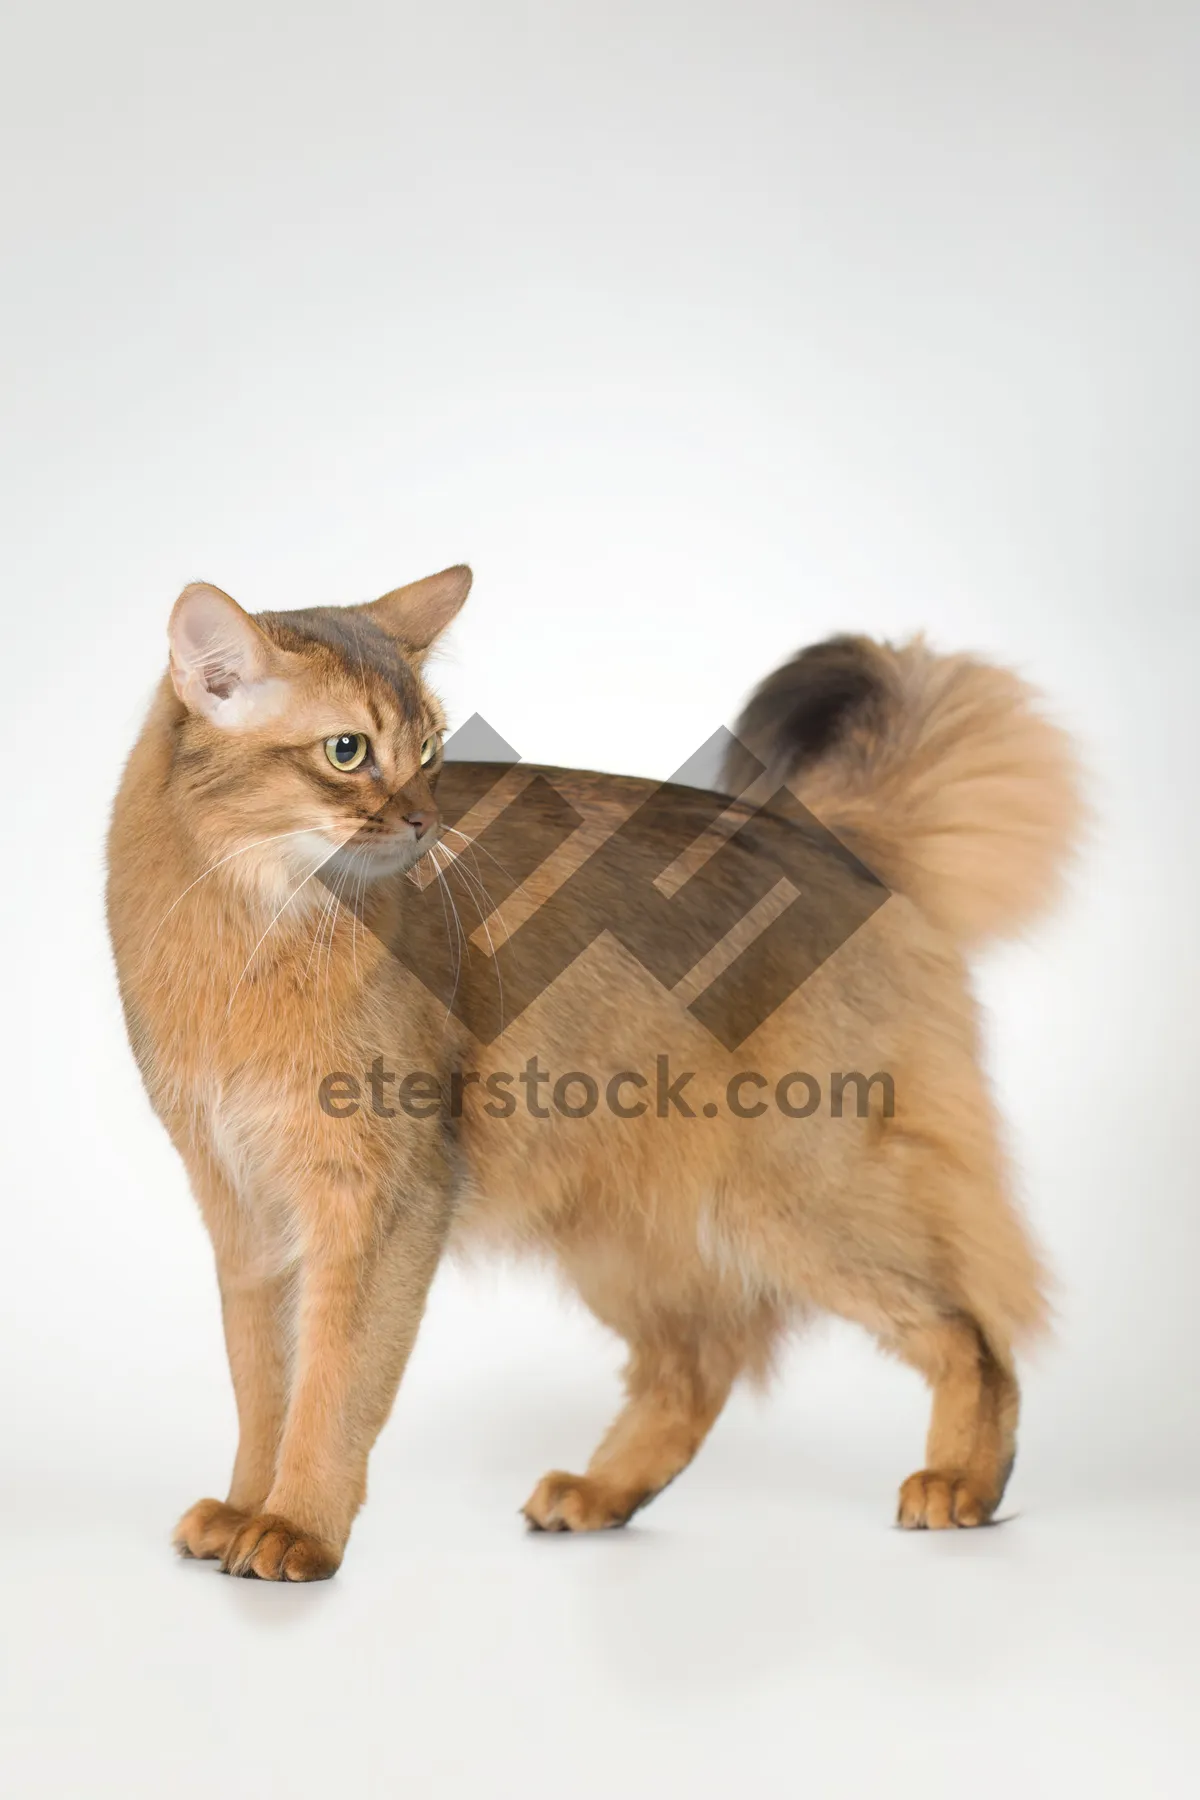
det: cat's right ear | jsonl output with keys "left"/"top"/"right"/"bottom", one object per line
{"left": 168, "top": 584, "right": 290, "bottom": 728}
{"left": 360, "top": 565, "right": 472, "bottom": 657}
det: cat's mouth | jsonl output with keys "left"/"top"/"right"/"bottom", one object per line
{"left": 325, "top": 820, "right": 441, "bottom": 881}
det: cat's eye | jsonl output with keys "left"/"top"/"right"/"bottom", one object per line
{"left": 325, "top": 733, "right": 369, "bottom": 772}
{"left": 420, "top": 732, "right": 441, "bottom": 767}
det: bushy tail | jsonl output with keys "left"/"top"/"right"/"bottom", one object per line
{"left": 723, "top": 635, "right": 1084, "bottom": 947}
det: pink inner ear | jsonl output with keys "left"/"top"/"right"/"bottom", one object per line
{"left": 201, "top": 663, "right": 242, "bottom": 702}
{"left": 169, "top": 584, "right": 283, "bottom": 724}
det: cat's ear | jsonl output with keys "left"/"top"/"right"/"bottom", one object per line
{"left": 359, "top": 565, "right": 472, "bottom": 656}
{"left": 168, "top": 583, "right": 290, "bottom": 728}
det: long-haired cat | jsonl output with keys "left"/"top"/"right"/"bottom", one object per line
{"left": 107, "top": 566, "right": 1081, "bottom": 1579}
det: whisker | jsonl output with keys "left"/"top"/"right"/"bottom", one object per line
{"left": 226, "top": 842, "right": 348, "bottom": 1015}
{"left": 426, "top": 843, "right": 458, "bottom": 1004}
{"left": 440, "top": 825, "right": 519, "bottom": 892}
{"left": 438, "top": 845, "right": 506, "bottom": 1035}
{"left": 320, "top": 864, "right": 352, "bottom": 1046}
{"left": 302, "top": 876, "right": 341, "bottom": 986}
{"left": 145, "top": 826, "right": 334, "bottom": 953}
{"left": 439, "top": 845, "right": 511, "bottom": 945}
{"left": 430, "top": 846, "right": 466, "bottom": 1023}
{"left": 349, "top": 850, "right": 368, "bottom": 985}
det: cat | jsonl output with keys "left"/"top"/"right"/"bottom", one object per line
{"left": 106, "top": 565, "right": 1081, "bottom": 1580}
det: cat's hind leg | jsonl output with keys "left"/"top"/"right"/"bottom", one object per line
{"left": 523, "top": 1325, "right": 745, "bottom": 1533}
{"left": 892, "top": 1314, "right": 1020, "bottom": 1528}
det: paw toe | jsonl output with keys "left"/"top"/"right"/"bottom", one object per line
{"left": 173, "top": 1498, "right": 248, "bottom": 1561}
{"left": 221, "top": 1514, "right": 340, "bottom": 1581}
{"left": 522, "top": 1472, "right": 636, "bottom": 1533}
{"left": 898, "top": 1470, "right": 993, "bottom": 1530}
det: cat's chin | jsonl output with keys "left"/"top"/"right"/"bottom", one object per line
{"left": 326, "top": 834, "right": 437, "bottom": 882}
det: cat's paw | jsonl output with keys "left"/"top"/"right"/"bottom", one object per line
{"left": 220, "top": 1512, "right": 341, "bottom": 1581}
{"left": 522, "top": 1470, "right": 641, "bottom": 1532}
{"left": 897, "top": 1469, "right": 994, "bottom": 1529}
{"left": 174, "top": 1497, "right": 248, "bottom": 1561}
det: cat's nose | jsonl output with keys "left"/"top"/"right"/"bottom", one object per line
{"left": 403, "top": 808, "right": 437, "bottom": 840}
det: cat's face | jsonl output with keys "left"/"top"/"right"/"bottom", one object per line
{"left": 165, "top": 567, "right": 471, "bottom": 905}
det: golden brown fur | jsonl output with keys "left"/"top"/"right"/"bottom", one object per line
{"left": 725, "top": 632, "right": 1083, "bottom": 945}
{"left": 106, "top": 568, "right": 1082, "bottom": 1578}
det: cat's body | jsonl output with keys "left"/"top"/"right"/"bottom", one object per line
{"left": 107, "top": 567, "right": 1080, "bottom": 1578}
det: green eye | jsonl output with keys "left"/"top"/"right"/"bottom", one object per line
{"left": 420, "top": 732, "right": 441, "bottom": 767}
{"left": 325, "top": 733, "right": 369, "bottom": 772}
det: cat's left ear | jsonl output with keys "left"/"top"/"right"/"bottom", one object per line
{"left": 359, "top": 565, "right": 472, "bottom": 657}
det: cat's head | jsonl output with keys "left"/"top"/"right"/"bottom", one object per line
{"left": 165, "top": 566, "right": 470, "bottom": 902}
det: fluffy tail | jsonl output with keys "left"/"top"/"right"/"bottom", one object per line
{"left": 723, "top": 635, "right": 1084, "bottom": 947}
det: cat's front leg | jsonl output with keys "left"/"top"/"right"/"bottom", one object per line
{"left": 215, "top": 1174, "right": 450, "bottom": 1581}
{"left": 172, "top": 1153, "right": 294, "bottom": 1565}
{"left": 174, "top": 1266, "right": 294, "bottom": 1561}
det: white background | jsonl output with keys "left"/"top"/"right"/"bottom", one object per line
{"left": 2, "top": 3, "right": 1198, "bottom": 1795}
